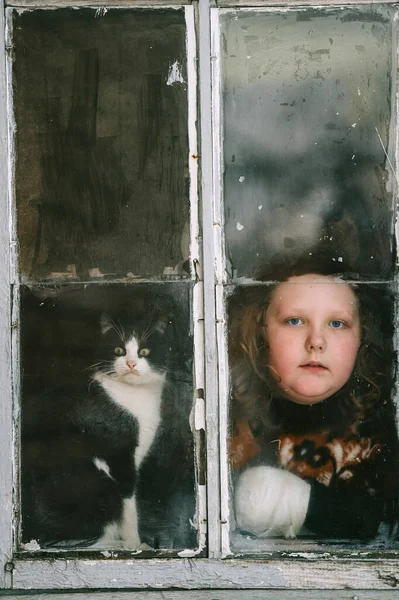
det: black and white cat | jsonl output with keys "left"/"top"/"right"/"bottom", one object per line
{"left": 22, "top": 305, "right": 176, "bottom": 549}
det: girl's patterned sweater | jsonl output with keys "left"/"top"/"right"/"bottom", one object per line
{"left": 230, "top": 396, "right": 398, "bottom": 539}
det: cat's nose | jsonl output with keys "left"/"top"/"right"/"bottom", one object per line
{"left": 126, "top": 360, "right": 137, "bottom": 370}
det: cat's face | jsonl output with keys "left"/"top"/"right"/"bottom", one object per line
{"left": 95, "top": 313, "right": 171, "bottom": 386}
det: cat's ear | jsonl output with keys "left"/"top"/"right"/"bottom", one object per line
{"left": 100, "top": 313, "right": 114, "bottom": 334}
{"left": 154, "top": 314, "right": 173, "bottom": 334}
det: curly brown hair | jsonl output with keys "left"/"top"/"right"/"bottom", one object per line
{"left": 228, "top": 258, "right": 395, "bottom": 438}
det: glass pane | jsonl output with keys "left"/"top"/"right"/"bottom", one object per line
{"left": 20, "top": 283, "right": 196, "bottom": 551}
{"left": 228, "top": 278, "right": 399, "bottom": 551}
{"left": 221, "top": 6, "right": 399, "bottom": 552}
{"left": 12, "top": 8, "right": 190, "bottom": 281}
{"left": 221, "top": 6, "right": 396, "bottom": 280}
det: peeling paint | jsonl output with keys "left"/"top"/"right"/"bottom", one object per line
{"left": 178, "top": 547, "right": 203, "bottom": 557}
{"left": 95, "top": 8, "right": 108, "bottom": 18}
{"left": 88, "top": 267, "right": 105, "bottom": 278}
{"left": 282, "top": 552, "right": 331, "bottom": 559}
{"left": 167, "top": 60, "right": 185, "bottom": 86}
{"left": 194, "top": 397, "right": 206, "bottom": 431}
{"left": 20, "top": 539, "right": 41, "bottom": 551}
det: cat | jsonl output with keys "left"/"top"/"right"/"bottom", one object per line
{"left": 22, "top": 303, "right": 176, "bottom": 549}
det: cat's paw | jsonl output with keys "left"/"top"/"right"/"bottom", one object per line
{"left": 235, "top": 465, "right": 311, "bottom": 539}
{"left": 121, "top": 534, "right": 142, "bottom": 550}
{"left": 137, "top": 542, "right": 153, "bottom": 551}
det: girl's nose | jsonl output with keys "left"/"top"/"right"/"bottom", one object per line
{"left": 305, "top": 329, "right": 326, "bottom": 352}
{"left": 126, "top": 359, "right": 137, "bottom": 370}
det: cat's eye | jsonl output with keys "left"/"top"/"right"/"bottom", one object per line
{"left": 139, "top": 348, "right": 150, "bottom": 357}
{"left": 114, "top": 347, "right": 125, "bottom": 356}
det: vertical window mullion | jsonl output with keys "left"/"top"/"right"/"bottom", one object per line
{"left": 393, "top": 8, "right": 399, "bottom": 441}
{"left": 210, "top": 8, "right": 231, "bottom": 557}
{"left": 10, "top": 3, "right": 200, "bottom": 562}
{"left": 185, "top": 4, "right": 207, "bottom": 554}
{"left": 0, "top": 0, "right": 14, "bottom": 586}
{"left": 199, "top": 0, "right": 221, "bottom": 558}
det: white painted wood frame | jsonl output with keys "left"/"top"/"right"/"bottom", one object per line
{"left": 1, "top": 0, "right": 399, "bottom": 594}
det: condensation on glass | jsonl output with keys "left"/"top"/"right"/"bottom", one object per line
{"left": 221, "top": 6, "right": 397, "bottom": 280}
{"left": 13, "top": 8, "right": 190, "bottom": 281}
{"left": 11, "top": 7, "right": 198, "bottom": 553}
{"left": 218, "top": 6, "right": 399, "bottom": 553}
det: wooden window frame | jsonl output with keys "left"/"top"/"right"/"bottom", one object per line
{"left": 1, "top": 0, "right": 399, "bottom": 594}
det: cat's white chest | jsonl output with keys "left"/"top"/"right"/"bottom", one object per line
{"left": 97, "top": 374, "right": 164, "bottom": 467}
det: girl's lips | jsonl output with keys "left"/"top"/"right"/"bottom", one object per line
{"left": 300, "top": 362, "right": 328, "bottom": 372}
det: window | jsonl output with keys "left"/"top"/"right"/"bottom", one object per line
{"left": 1, "top": 0, "right": 399, "bottom": 594}
{"left": 216, "top": 5, "right": 399, "bottom": 556}
{"left": 13, "top": 5, "right": 201, "bottom": 556}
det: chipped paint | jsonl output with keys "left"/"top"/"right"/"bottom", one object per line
{"left": 20, "top": 539, "right": 41, "bottom": 551}
{"left": 88, "top": 267, "right": 105, "bottom": 278}
{"left": 167, "top": 60, "right": 185, "bottom": 86}
{"left": 178, "top": 547, "right": 203, "bottom": 558}
{"left": 282, "top": 552, "right": 332, "bottom": 559}
{"left": 194, "top": 397, "right": 206, "bottom": 431}
{"left": 95, "top": 8, "right": 108, "bottom": 18}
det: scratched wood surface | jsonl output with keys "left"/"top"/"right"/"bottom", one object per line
{"left": 3, "top": 1, "right": 399, "bottom": 597}
{"left": 0, "top": 0, "right": 13, "bottom": 589}
{"left": 218, "top": 0, "right": 399, "bottom": 5}
{"left": 6, "top": 0, "right": 188, "bottom": 6}
{"left": 9, "top": 558, "right": 399, "bottom": 589}
{"left": 1, "top": 592, "right": 399, "bottom": 600}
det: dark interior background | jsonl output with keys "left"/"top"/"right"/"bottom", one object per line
{"left": 21, "top": 282, "right": 196, "bottom": 550}
{"left": 13, "top": 8, "right": 190, "bottom": 280}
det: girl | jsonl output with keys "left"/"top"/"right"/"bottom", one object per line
{"left": 229, "top": 258, "right": 398, "bottom": 540}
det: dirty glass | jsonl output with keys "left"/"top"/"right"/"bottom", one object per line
{"left": 13, "top": 8, "right": 197, "bottom": 554}
{"left": 220, "top": 6, "right": 399, "bottom": 552}
{"left": 221, "top": 6, "right": 396, "bottom": 280}
{"left": 228, "top": 280, "right": 398, "bottom": 551}
{"left": 13, "top": 8, "right": 190, "bottom": 281}
{"left": 20, "top": 283, "right": 196, "bottom": 551}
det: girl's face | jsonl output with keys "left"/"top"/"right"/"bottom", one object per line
{"left": 265, "top": 274, "right": 361, "bottom": 405}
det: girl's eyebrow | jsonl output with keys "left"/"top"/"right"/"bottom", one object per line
{"left": 274, "top": 306, "right": 359, "bottom": 318}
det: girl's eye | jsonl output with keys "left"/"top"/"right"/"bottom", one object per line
{"left": 114, "top": 347, "right": 125, "bottom": 356}
{"left": 139, "top": 348, "right": 150, "bottom": 357}
{"left": 286, "top": 317, "right": 303, "bottom": 326}
{"left": 330, "top": 320, "right": 345, "bottom": 329}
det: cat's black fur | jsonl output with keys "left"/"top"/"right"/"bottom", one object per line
{"left": 23, "top": 384, "right": 138, "bottom": 544}
{"left": 21, "top": 289, "right": 195, "bottom": 549}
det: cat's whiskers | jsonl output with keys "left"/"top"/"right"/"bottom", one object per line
{"left": 85, "top": 361, "right": 108, "bottom": 373}
{"left": 98, "top": 369, "right": 117, "bottom": 378}
{"left": 140, "top": 322, "right": 158, "bottom": 344}
{"left": 159, "top": 364, "right": 172, "bottom": 377}
{"left": 87, "top": 377, "right": 97, "bottom": 392}
{"left": 163, "top": 374, "right": 178, "bottom": 394}
{"left": 105, "top": 316, "right": 126, "bottom": 343}
{"left": 112, "top": 318, "right": 126, "bottom": 343}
